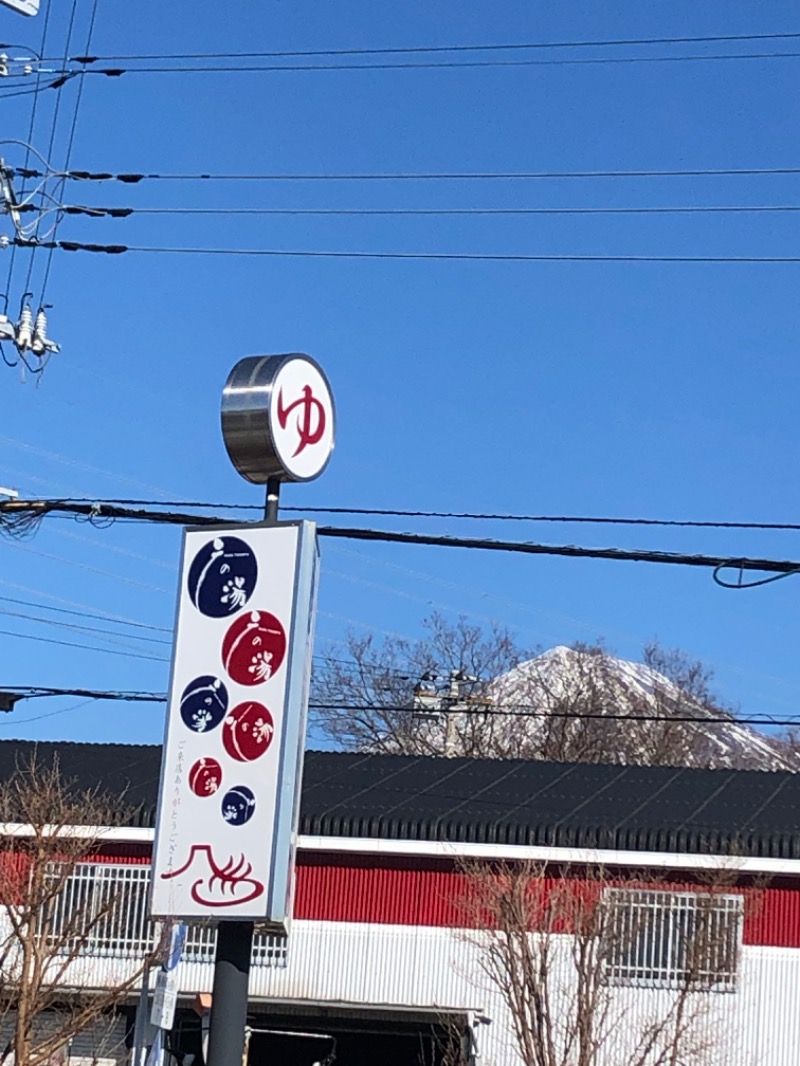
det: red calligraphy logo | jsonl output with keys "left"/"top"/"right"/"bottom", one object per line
{"left": 276, "top": 384, "right": 326, "bottom": 457}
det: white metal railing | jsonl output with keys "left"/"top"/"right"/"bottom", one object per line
{"left": 45, "top": 863, "right": 287, "bottom": 966}
{"left": 602, "top": 888, "right": 743, "bottom": 992}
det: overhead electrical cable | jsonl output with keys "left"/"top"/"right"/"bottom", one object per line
{"left": 4, "top": 686, "right": 799, "bottom": 728}
{"left": 40, "top": 0, "right": 100, "bottom": 304}
{"left": 17, "top": 165, "right": 800, "bottom": 184}
{"left": 0, "top": 500, "right": 799, "bottom": 587}
{"left": 283, "top": 506, "right": 800, "bottom": 530}
{"left": 24, "top": 0, "right": 79, "bottom": 295}
{"left": 3, "top": 0, "right": 52, "bottom": 314}
{"left": 0, "top": 696, "right": 96, "bottom": 727}
{"left": 11, "top": 497, "right": 800, "bottom": 532}
{"left": 0, "top": 604, "right": 171, "bottom": 645}
{"left": 0, "top": 626, "right": 168, "bottom": 662}
{"left": 54, "top": 30, "right": 800, "bottom": 61}
{"left": 52, "top": 203, "right": 800, "bottom": 219}
{"left": 0, "top": 685, "right": 165, "bottom": 703}
{"left": 0, "top": 591, "right": 170, "bottom": 633}
{"left": 306, "top": 702, "right": 800, "bottom": 728}
{"left": 13, "top": 238, "right": 800, "bottom": 263}
{"left": 32, "top": 50, "right": 800, "bottom": 76}
{"left": 0, "top": 685, "right": 799, "bottom": 727}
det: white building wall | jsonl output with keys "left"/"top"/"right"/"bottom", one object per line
{"left": 4, "top": 902, "right": 800, "bottom": 1066}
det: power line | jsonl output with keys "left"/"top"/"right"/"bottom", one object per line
{"left": 40, "top": 0, "right": 101, "bottom": 305}
{"left": 0, "top": 625, "right": 168, "bottom": 662}
{"left": 317, "top": 527, "right": 800, "bottom": 579}
{"left": 0, "top": 592, "right": 170, "bottom": 633}
{"left": 281, "top": 506, "right": 800, "bottom": 530}
{"left": 0, "top": 604, "right": 171, "bottom": 646}
{"left": 54, "top": 30, "right": 800, "bottom": 61}
{"left": 0, "top": 684, "right": 796, "bottom": 728}
{"left": 27, "top": 0, "right": 80, "bottom": 296}
{"left": 34, "top": 498, "right": 800, "bottom": 532}
{"left": 307, "top": 701, "right": 800, "bottom": 728}
{"left": 52, "top": 203, "right": 800, "bottom": 219}
{"left": 29, "top": 48, "right": 800, "bottom": 80}
{"left": 0, "top": 685, "right": 165, "bottom": 702}
{"left": 9, "top": 497, "right": 800, "bottom": 536}
{"left": 2, "top": 499, "right": 800, "bottom": 585}
{"left": 0, "top": 696, "right": 96, "bottom": 727}
{"left": 76, "top": 49, "right": 800, "bottom": 73}
{"left": 3, "top": 0, "right": 52, "bottom": 314}
{"left": 13, "top": 238, "right": 800, "bottom": 263}
{"left": 18, "top": 165, "right": 800, "bottom": 184}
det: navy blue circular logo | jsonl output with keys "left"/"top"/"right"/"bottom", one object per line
{"left": 187, "top": 536, "right": 258, "bottom": 618}
{"left": 180, "top": 675, "right": 228, "bottom": 733}
{"left": 221, "top": 785, "right": 256, "bottom": 826}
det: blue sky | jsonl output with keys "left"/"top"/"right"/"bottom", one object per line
{"left": 1, "top": 0, "right": 800, "bottom": 746}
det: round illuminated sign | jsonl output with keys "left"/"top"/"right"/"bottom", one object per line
{"left": 221, "top": 353, "right": 335, "bottom": 484}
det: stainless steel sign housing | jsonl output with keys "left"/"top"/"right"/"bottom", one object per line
{"left": 221, "top": 354, "right": 335, "bottom": 484}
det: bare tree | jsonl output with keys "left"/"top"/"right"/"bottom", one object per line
{"left": 311, "top": 612, "right": 535, "bottom": 755}
{"left": 458, "top": 860, "right": 748, "bottom": 1066}
{"left": 312, "top": 615, "right": 781, "bottom": 769}
{"left": 0, "top": 754, "right": 162, "bottom": 1066}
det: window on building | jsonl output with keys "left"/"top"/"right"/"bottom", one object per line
{"left": 45, "top": 862, "right": 153, "bottom": 958}
{"left": 601, "top": 888, "right": 743, "bottom": 992}
{"left": 45, "top": 863, "right": 288, "bottom": 966}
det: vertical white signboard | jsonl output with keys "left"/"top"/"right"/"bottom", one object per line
{"left": 150, "top": 521, "right": 318, "bottom": 924}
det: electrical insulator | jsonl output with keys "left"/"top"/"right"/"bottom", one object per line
{"left": 31, "top": 306, "right": 59, "bottom": 355}
{"left": 16, "top": 305, "right": 32, "bottom": 351}
{"left": 32, "top": 307, "right": 47, "bottom": 353}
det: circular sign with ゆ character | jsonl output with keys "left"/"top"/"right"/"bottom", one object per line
{"left": 221, "top": 353, "right": 335, "bottom": 485}
{"left": 223, "top": 701, "right": 275, "bottom": 762}
{"left": 180, "top": 676, "right": 228, "bottom": 734}
{"left": 221, "top": 610, "right": 287, "bottom": 686}
{"left": 187, "top": 536, "right": 258, "bottom": 618}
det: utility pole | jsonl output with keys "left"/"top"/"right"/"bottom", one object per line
{"left": 413, "top": 670, "right": 479, "bottom": 757}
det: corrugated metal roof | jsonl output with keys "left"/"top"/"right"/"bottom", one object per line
{"left": 1, "top": 741, "right": 799, "bottom": 858}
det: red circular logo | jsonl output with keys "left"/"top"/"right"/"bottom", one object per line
{"left": 223, "top": 701, "right": 275, "bottom": 762}
{"left": 188, "top": 757, "right": 223, "bottom": 797}
{"left": 221, "top": 610, "right": 287, "bottom": 686}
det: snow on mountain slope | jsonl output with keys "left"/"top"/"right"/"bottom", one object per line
{"left": 490, "top": 645, "right": 792, "bottom": 771}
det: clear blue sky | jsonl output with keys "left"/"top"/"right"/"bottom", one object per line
{"left": 1, "top": 0, "right": 800, "bottom": 746}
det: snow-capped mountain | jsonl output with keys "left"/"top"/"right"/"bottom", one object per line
{"left": 488, "top": 645, "right": 792, "bottom": 771}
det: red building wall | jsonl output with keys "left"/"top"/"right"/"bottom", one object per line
{"left": 89, "top": 842, "right": 800, "bottom": 949}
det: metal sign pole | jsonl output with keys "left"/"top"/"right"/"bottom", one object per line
{"left": 206, "top": 921, "right": 253, "bottom": 1066}
{"left": 206, "top": 481, "right": 279, "bottom": 1066}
